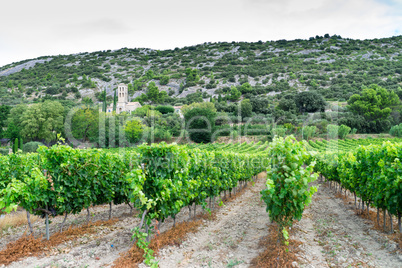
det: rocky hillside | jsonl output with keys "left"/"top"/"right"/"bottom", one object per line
{"left": 1, "top": 34, "right": 402, "bottom": 105}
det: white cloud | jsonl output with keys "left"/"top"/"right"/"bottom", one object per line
{"left": 0, "top": 0, "right": 401, "bottom": 67}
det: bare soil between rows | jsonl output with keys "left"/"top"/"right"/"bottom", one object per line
{"left": 0, "top": 175, "right": 401, "bottom": 268}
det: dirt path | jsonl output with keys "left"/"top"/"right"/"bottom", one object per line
{"left": 304, "top": 182, "right": 402, "bottom": 268}
{"left": 1, "top": 176, "right": 402, "bottom": 267}
{"left": 155, "top": 173, "right": 269, "bottom": 268}
{"left": 155, "top": 179, "right": 402, "bottom": 268}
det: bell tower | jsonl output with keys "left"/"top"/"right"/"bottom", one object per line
{"left": 118, "top": 83, "right": 128, "bottom": 103}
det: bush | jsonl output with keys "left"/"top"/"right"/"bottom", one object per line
{"left": 338, "top": 124, "right": 351, "bottom": 139}
{"left": 155, "top": 105, "right": 174, "bottom": 114}
{"left": 0, "top": 148, "right": 9, "bottom": 155}
{"left": 272, "top": 127, "right": 287, "bottom": 137}
{"left": 124, "top": 119, "right": 145, "bottom": 144}
{"left": 326, "top": 124, "right": 338, "bottom": 139}
{"left": 389, "top": 123, "right": 402, "bottom": 137}
{"left": 184, "top": 106, "right": 216, "bottom": 143}
{"left": 160, "top": 75, "right": 169, "bottom": 85}
{"left": 23, "top": 141, "right": 45, "bottom": 153}
{"left": 143, "top": 127, "right": 172, "bottom": 143}
{"left": 302, "top": 126, "right": 317, "bottom": 140}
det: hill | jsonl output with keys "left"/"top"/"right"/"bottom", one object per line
{"left": 1, "top": 34, "right": 401, "bottom": 106}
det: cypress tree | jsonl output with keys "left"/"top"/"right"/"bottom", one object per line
{"left": 102, "top": 88, "right": 107, "bottom": 112}
{"left": 19, "top": 138, "right": 23, "bottom": 150}
{"left": 113, "top": 89, "right": 117, "bottom": 112}
{"left": 13, "top": 138, "right": 18, "bottom": 153}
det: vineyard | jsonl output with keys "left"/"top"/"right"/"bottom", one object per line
{"left": 307, "top": 138, "right": 402, "bottom": 233}
{"left": 0, "top": 137, "right": 401, "bottom": 267}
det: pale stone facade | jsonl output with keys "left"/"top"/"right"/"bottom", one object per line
{"left": 106, "top": 83, "right": 141, "bottom": 114}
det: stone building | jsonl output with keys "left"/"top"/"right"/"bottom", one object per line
{"left": 106, "top": 83, "right": 141, "bottom": 114}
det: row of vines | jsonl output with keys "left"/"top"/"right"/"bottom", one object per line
{"left": 0, "top": 142, "right": 269, "bottom": 236}
{"left": 312, "top": 141, "right": 402, "bottom": 232}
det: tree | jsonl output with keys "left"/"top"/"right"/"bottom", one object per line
{"left": 295, "top": 91, "right": 326, "bottom": 113}
{"left": 71, "top": 107, "right": 99, "bottom": 143}
{"left": 185, "top": 68, "right": 200, "bottom": 83}
{"left": 277, "top": 97, "right": 297, "bottom": 113}
{"left": 239, "top": 82, "right": 253, "bottom": 94}
{"left": 20, "top": 101, "right": 64, "bottom": 143}
{"left": 348, "top": 84, "right": 399, "bottom": 121}
{"left": 146, "top": 82, "right": 165, "bottom": 103}
{"left": 13, "top": 138, "right": 18, "bottom": 153}
{"left": 181, "top": 102, "right": 217, "bottom": 116}
{"left": 239, "top": 99, "right": 253, "bottom": 119}
{"left": 0, "top": 105, "right": 11, "bottom": 138}
{"left": 184, "top": 105, "right": 217, "bottom": 143}
{"left": 155, "top": 105, "right": 174, "bottom": 114}
{"left": 250, "top": 97, "right": 269, "bottom": 114}
{"left": 133, "top": 105, "right": 153, "bottom": 118}
{"left": 113, "top": 89, "right": 117, "bottom": 112}
{"left": 95, "top": 90, "right": 106, "bottom": 101}
{"left": 102, "top": 88, "right": 107, "bottom": 112}
{"left": 145, "top": 70, "right": 154, "bottom": 80}
{"left": 160, "top": 75, "right": 169, "bottom": 85}
{"left": 229, "top": 86, "right": 241, "bottom": 101}
{"left": 128, "top": 83, "right": 135, "bottom": 94}
{"left": 6, "top": 104, "right": 27, "bottom": 141}
{"left": 82, "top": 97, "right": 93, "bottom": 105}
{"left": 344, "top": 84, "right": 400, "bottom": 133}
{"left": 124, "top": 118, "right": 144, "bottom": 144}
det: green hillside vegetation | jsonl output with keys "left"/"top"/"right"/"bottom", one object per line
{"left": 1, "top": 34, "right": 402, "bottom": 146}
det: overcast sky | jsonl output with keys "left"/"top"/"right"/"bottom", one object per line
{"left": 1, "top": 0, "right": 401, "bottom": 67}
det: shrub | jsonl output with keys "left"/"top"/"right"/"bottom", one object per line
{"left": 302, "top": 126, "right": 317, "bottom": 140}
{"left": 389, "top": 123, "right": 402, "bottom": 137}
{"left": 327, "top": 124, "right": 338, "bottom": 139}
{"left": 272, "top": 127, "right": 287, "bottom": 137}
{"left": 338, "top": 124, "right": 351, "bottom": 139}
{"left": 13, "top": 138, "right": 18, "bottom": 153}
{"left": 23, "top": 141, "right": 45, "bottom": 153}
{"left": 124, "top": 118, "right": 145, "bottom": 144}
{"left": 155, "top": 105, "right": 174, "bottom": 114}
{"left": 0, "top": 148, "right": 9, "bottom": 155}
{"left": 160, "top": 75, "right": 169, "bottom": 85}
{"left": 143, "top": 127, "right": 172, "bottom": 143}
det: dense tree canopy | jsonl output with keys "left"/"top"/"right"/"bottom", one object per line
{"left": 0, "top": 105, "right": 11, "bottom": 138}
{"left": 124, "top": 118, "right": 144, "bottom": 144}
{"left": 340, "top": 84, "right": 400, "bottom": 133}
{"left": 347, "top": 84, "right": 399, "bottom": 121}
{"left": 20, "top": 101, "right": 64, "bottom": 143}
{"left": 295, "top": 91, "right": 326, "bottom": 113}
{"left": 70, "top": 106, "right": 99, "bottom": 143}
{"left": 239, "top": 99, "right": 253, "bottom": 119}
{"left": 184, "top": 104, "right": 217, "bottom": 143}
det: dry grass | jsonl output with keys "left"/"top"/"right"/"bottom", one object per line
{"left": 257, "top": 171, "right": 267, "bottom": 179}
{"left": 113, "top": 173, "right": 263, "bottom": 267}
{"left": 113, "top": 213, "right": 215, "bottom": 268}
{"left": 334, "top": 190, "right": 401, "bottom": 252}
{"left": 251, "top": 224, "right": 301, "bottom": 268}
{"left": 0, "top": 218, "right": 118, "bottom": 266}
{"left": 0, "top": 211, "right": 39, "bottom": 231}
